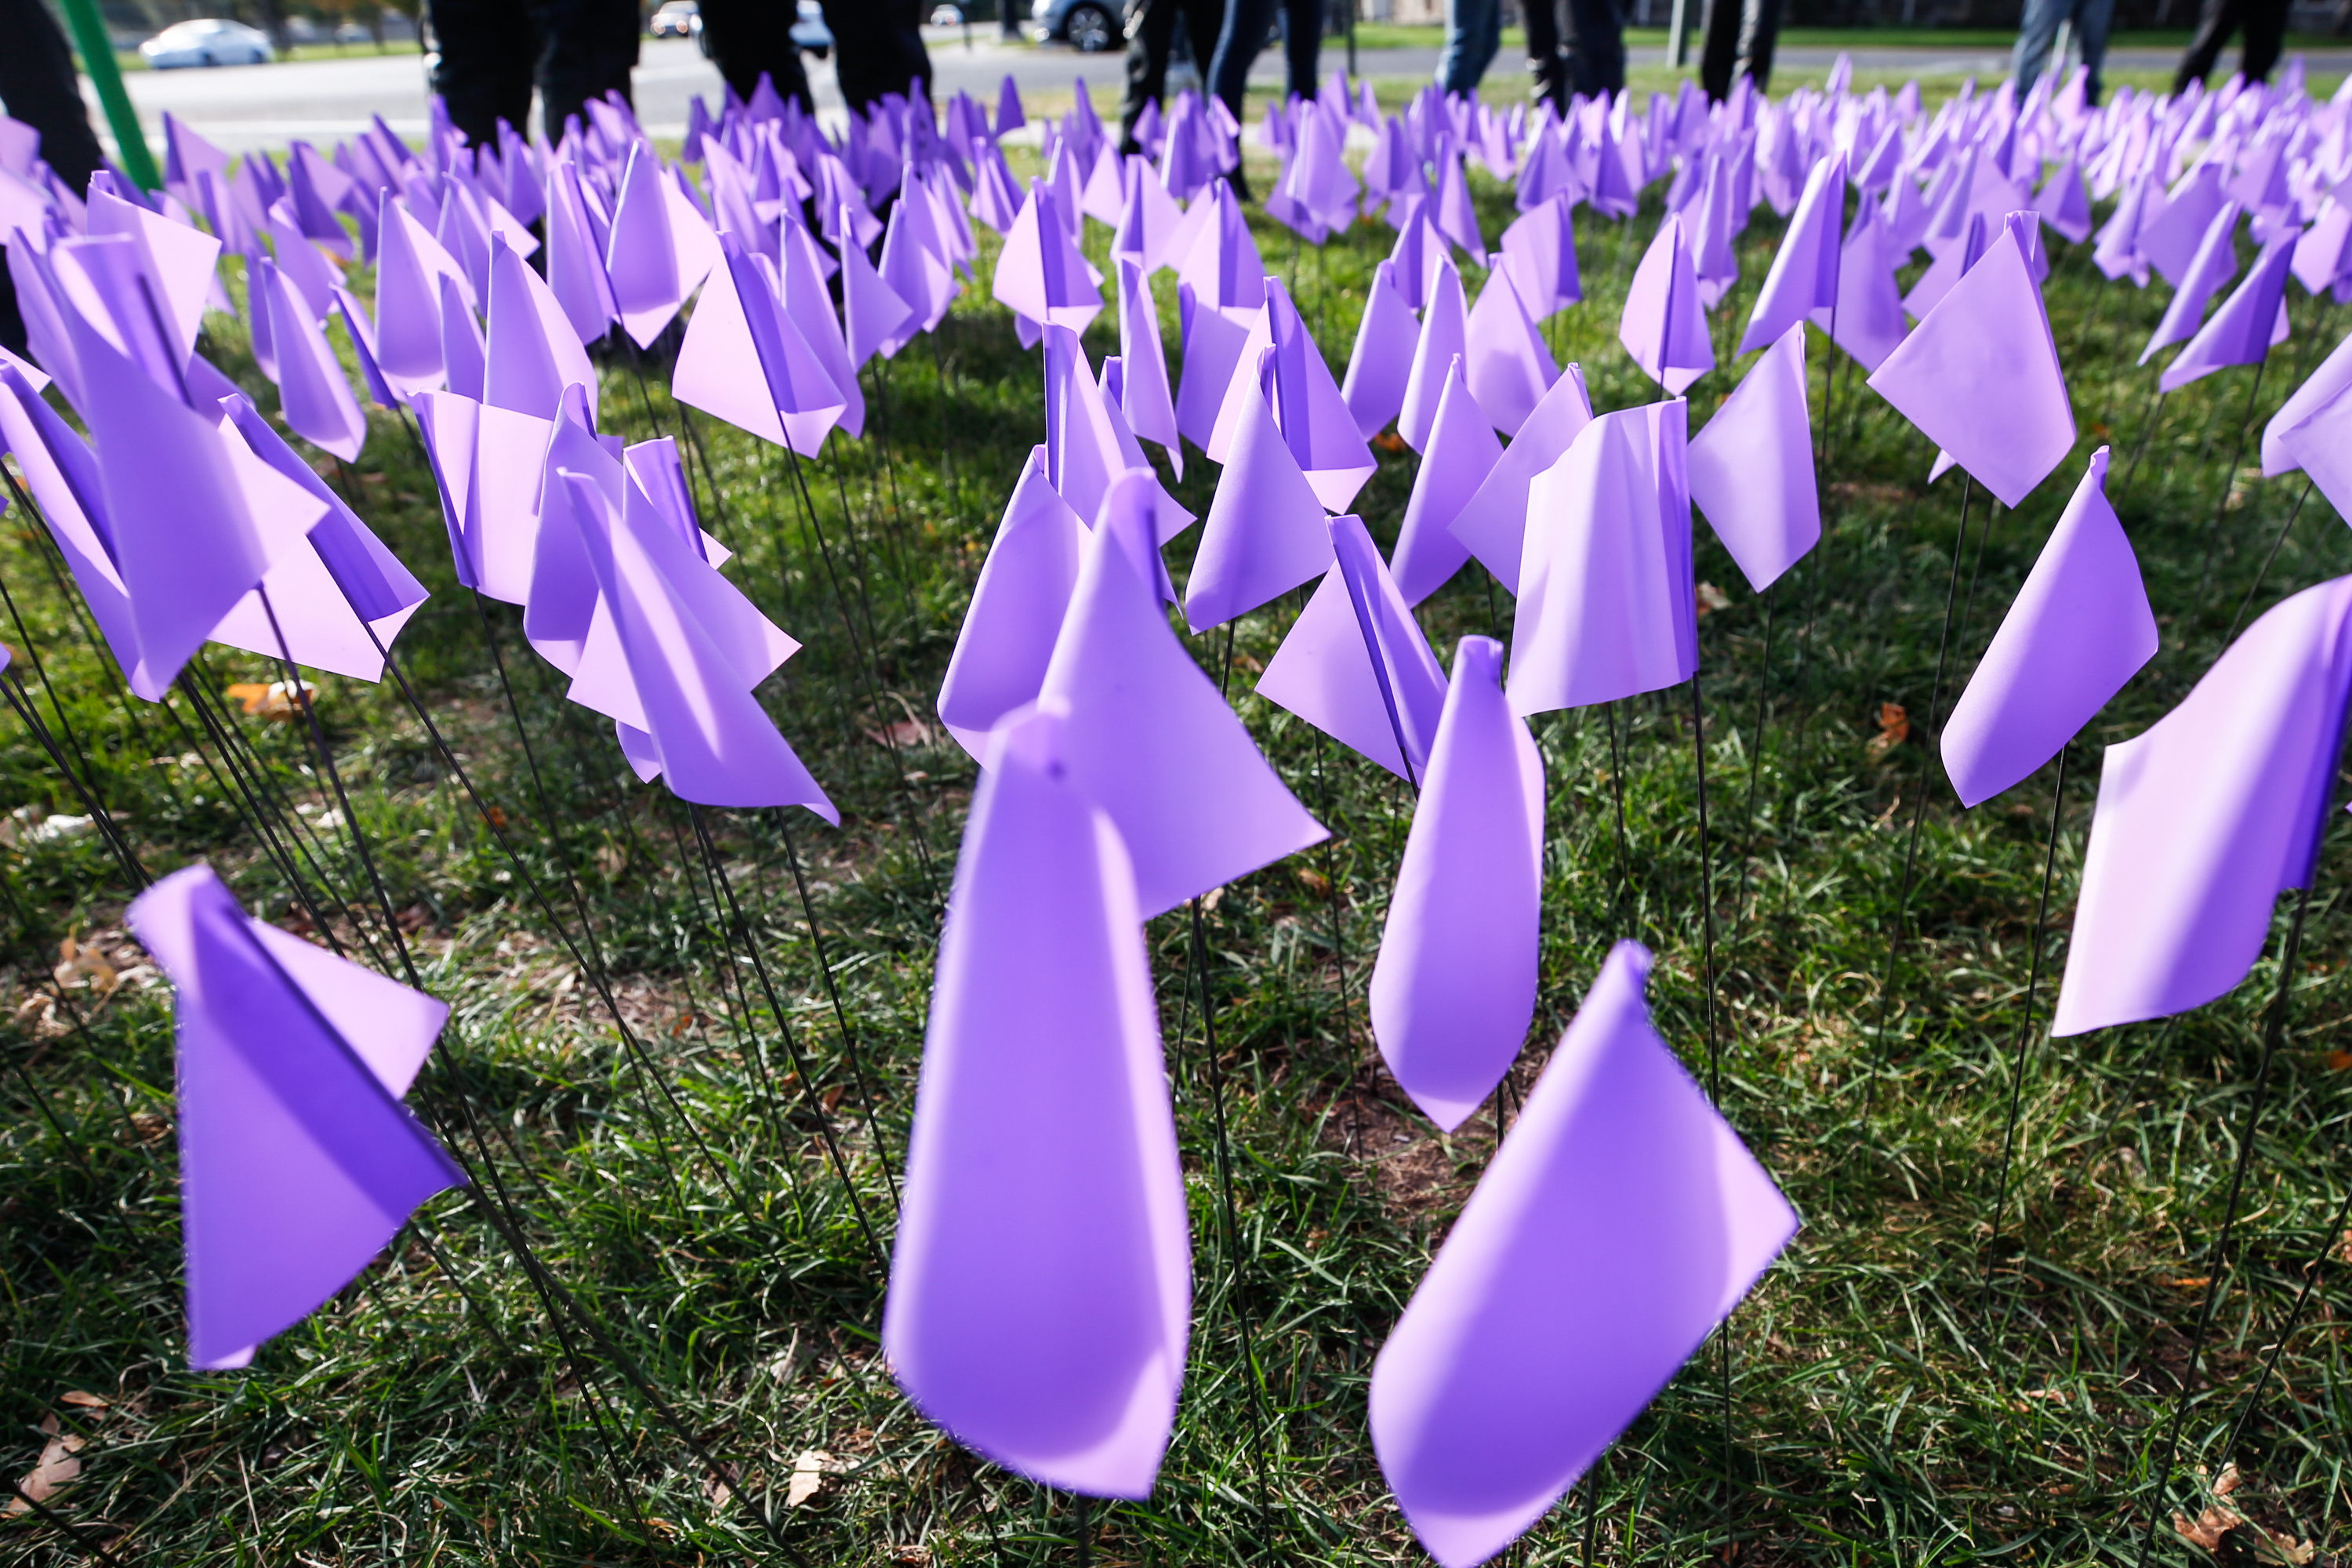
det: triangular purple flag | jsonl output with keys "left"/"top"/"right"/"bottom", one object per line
{"left": 1687, "top": 324, "right": 1817, "bottom": 592}
{"left": 1365, "top": 632, "right": 1542, "bottom": 1130}
{"left": 1392, "top": 355, "right": 1501, "bottom": 604}
{"left": 2034, "top": 160, "right": 2092, "bottom": 244}
{"left": 841, "top": 216, "right": 916, "bottom": 368}
{"left": 259, "top": 256, "right": 368, "bottom": 461}
{"left": 1116, "top": 257, "right": 1181, "bottom": 477}
{"left": 1941, "top": 447, "right": 2156, "bottom": 808}
{"left": 1812, "top": 198, "right": 1908, "bottom": 372}
{"left": 2160, "top": 221, "right": 2298, "bottom": 392}
{"left": 1509, "top": 401, "right": 1695, "bottom": 717}
{"left": 485, "top": 231, "right": 597, "bottom": 423}
{"left": 885, "top": 706, "right": 1189, "bottom": 1499}
{"left": 1618, "top": 213, "right": 1714, "bottom": 395}
{"left": 1187, "top": 356, "right": 1334, "bottom": 631}
{"left": 1370, "top": 940, "right": 1798, "bottom": 1568}
{"left": 1498, "top": 194, "right": 1581, "bottom": 318}
{"left": 938, "top": 448, "right": 1089, "bottom": 759}
{"left": 1204, "top": 277, "right": 1374, "bottom": 510}
{"left": 1038, "top": 473, "right": 1327, "bottom": 917}
{"left": 438, "top": 272, "right": 486, "bottom": 401}
{"left": 1342, "top": 258, "right": 1421, "bottom": 441}
{"left": 993, "top": 176, "right": 1105, "bottom": 339}
{"left": 1447, "top": 365, "right": 1595, "bottom": 594}
{"left": 1740, "top": 154, "right": 1843, "bottom": 355}
{"left": 2263, "top": 325, "right": 2352, "bottom": 477}
{"left": 673, "top": 235, "right": 846, "bottom": 456}
{"left": 1464, "top": 258, "right": 1560, "bottom": 440}
{"left": 2138, "top": 162, "right": 2227, "bottom": 289}
{"left": 2140, "top": 201, "right": 2245, "bottom": 368}
{"left": 1400, "top": 256, "right": 1472, "bottom": 452}
{"left": 129, "top": 864, "right": 463, "bottom": 1371}
{"left": 2051, "top": 575, "right": 2352, "bottom": 1036}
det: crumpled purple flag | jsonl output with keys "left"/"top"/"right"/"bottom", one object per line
{"left": 2140, "top": 201, "right": 2245, "bottom": 368}
{"left": 1740, "top": 153, "right": 1844, "bottom": 355}
{"left": 2051, "top": 575, "right": 2352, "bottom": 1037}
{"left": 1343, "top": 258, "right": 1421, "bottom": 441}
{"left": 1619, "top": 212, "right": 1715, "bottom": 395}
{"left": 1940, "top": 446, "right": 2155, "bottom": 808}
{"left": 1392, "top": 354, "right": 1501, "bottom": 604}
{"left": 412, "top": 386, "right": 557, "bottom": 605}
{"left": 1367, "top": 633, "right": 1543, "bottom": 1131}
{"left": 1206, "top": 276, "right": 1374, "bottom": 510}
{"left": 1867, "top": 220, "right": 2075, "bottom": 509}
{"left": 129, "top": 863, "right": 464, "bottom": 1371}
{"left": 1686, "top": 323, "right": 1817, "bottom": 592}
{"left": 2160, "top": 220, "right": 2298, "bottom": 392}
{"left": 1509, "top": 401, "right": 1695, "bottom": 717}
{"left": 1188, "top": 351, "right": 1334, "bottom": 631}
{"left": 994, "top": 176, "right": 1105, "bottom": 342}
{"left": 673, "top": 233, "right": 846, "bottom": 456}
{"left": 938, "top": 447, "right": 1089, "bottom": 759}
{"left": 1370, "top": 939, "right": 1798, "bottom": 1568}
{"left": 1464, "top": 257, "right": 1560, "bottom": 439}
{"left": 1447, "top": 364, "right": 1595, "bottom": 594}
{"left": 1256, "top": 513, "right": 1447, "bottom": 780}
{"left": 1400, "top": 255, "right": 1472, "bottom": 452}
{"left": 1116, "top": 257, "right": 1181, "bottom": 477}
{"left": 885, "top": 706, "right": 1189, "bottom": 1499}
{"left": 1039, "top": 472, "right": 1327, "bottom": 917}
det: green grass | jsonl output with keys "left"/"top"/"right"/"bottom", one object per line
{"left": 4, "top": 118, "right": 2352, "bottom": 1568}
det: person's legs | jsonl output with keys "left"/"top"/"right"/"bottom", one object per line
{"left": 1439, "top": 0, "right": 1499, "bottom": 93}
{"left": 1208, "top": 0, "right": 1273, "bottom": 124}
{"left": 2174, "top": 0, "right": 2241, "bottom": 89}
{"left": 1525, "top": 0, "right": 1563, "bottom": 111}
{"left": 1558, "top": 0, "right": 1622, "bottom": 98}
{"left": 0, "top": 0, "right": 105, "bottom": 188}
{"left": 1279, "top": 0, "right": 1320, "bottom": 101}
{"left": 1736, "top": 0, "right": 1783, "bottom": 90}
{"left": 2010, "top": 0, "right": 2064, "bottom": 95}
{"left": 428, "top": 0, "right": 536, "bottom": 146}
{"left": 1697, "top": 0, "right": 1740, "bottom": 101}
{"left": 2072, "top": 0, "right": 2113, "bottom": 103}
{"left": 528, "top": 0, "right": 637, "bottom": 139}
{"left": 695, "top": 0, "right": 815, "bottom": 108}
{"left": 1181, "top": 0, "right": 1228, "bottom": 88}
{"left": 1121, "top": 0, "right": 1180, "bottom": 151}
{"left": 2238, "top": 0, "right": 2287, "bottom": 80}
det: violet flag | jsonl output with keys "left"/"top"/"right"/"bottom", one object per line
{"left": 673, "top": 234, "right": 846, "bottom": 456}
{"left": 485, "top": 232, "right": 599, "bottom": 423}
{"left": 1464, "top": 259, "right": 1561, "bottom": 439}
{"left": 1940, "top": 447, "right": 2156, "bottom": 808}
{"left": 1370, "top": 940, "right": 1798, "bottom": 1568}
{"left": 2050, "top": 575, "right": 2352, "bottom": 1036}
{"left": 2140, "top": 201, "right": 2246, "bottom": 368}
{"left": 885, "top": 706, "right": 1189, "bottom": 1499}
{"left": 1619, "top": 213, "right": 1715, "bottom": 395}
{"left": 1498, "top": 193, "right": 1582, "bottom": 318}
{"left": 1392, "top": 355, "right": 1501, "bottom": 604}
{"left": 1188, "top": 354, "right": 1334, "bottom": 631}
{"left": 1447, "top": 365, "right": 1596, "bottom": 595}
{"left": 1813, "top": 198, "right": 1909, "bottom": 373}
{"left": 1686, "top": 324, "right": 1818, "bottom": 592}
{"left": 1866, "top": 221, "right": 2076, "bottom": 509}
{"left": 1509, "top": 401, "right": 1696, "bottom": 717}
{"left": 258, "top": 254, "right": 368, "bottom": 461}
{"left": 2263, "top": 327, "right": 2352, "bottom": 477}
{"left": 938, "top": 448, "right": 1090, "bottom": 760}
{"left": 1116, "top": 257, "right": 1182, "bottom": 477}
{"left": 2274, "top": 378, "right": 2352, "bottom": 521}
{"left": 129, "top": 863, "right": 464, "bottom": 1371}
{"left": 994, "top": 177, "right": 1105, "bottom": 341}
{"left": 2034, "top": 161, "right": 2092, "bottom": 245}
{"left": 2137, "top": 162, "right": 2228, "bottom": 289}
{"left": 2159, "top": 222, "right": 2298, "bottom": 392}
{"left": 1367, "top": 634, "right": 1544, "bottom": 1131}
{"left": 1175, "top": 280, "right": 1253, "bottom": 454}
{"left": 1740, "top": 154, "right": 1844, "bottom": 355}
{"left": 1206, "top": 276, "right": 1374, "bottom": 510}
{"left": 1400, "top": 256, "right": 1472, "bottom": 453}
{"left": 1038, "top": 472, "right": 1327, "bottom": 917}
{"left": 1342, "top": 258, "right": 1420, "bottom": 440}
{"left": 1256, "top": 513, "right": 1449, "bottom": 781}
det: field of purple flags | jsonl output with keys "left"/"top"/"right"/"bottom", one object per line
{"left": 5, "top": 56, "right": 2352, "bottom": 1566}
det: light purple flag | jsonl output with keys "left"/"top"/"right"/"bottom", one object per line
{"left": 1400, "top": 256, "right": 1472, "bottom": 452}
{"left": 485, "top": 232, "right": 598, "bottom": 423}
{"left": 2275, "top": 390, "right": 2352, "bottom": 521}
{"left": 781, "top": 215, "right": 870, "bottom": 440}
{"left": 2264, "top": 327, "right": 2352, "bottom": 477}
{"left": 1045, "top": 325, "right": 1192, "bottom": 533}
{"left": 1112, "top": 154, "right": 1186, "bottom": 274}
{"left": 673, "top": 235, "right": 846, "bottom": 456}
{"left": 2051, "top": 575, "right": 2352, "bottom": 1037}
{"left": 1039, "top": 472, "right": 1327, "bottom": 917}
{"left": 1370, "top": 940, "right": 1798, "bottom": 1568}
{"left": 1433, "top": 151, "right": 1485, "bottom": 259}
{"left": 412, "top": 389, "right": 556, "bottom": 605}
{"left": 841, "top": 216, "right": 916, "bottom": 368}
{"left": 2138, "top": 162, "right": 2228, "bottom": 289}
{"left": 1116, "top": 258, "right": 1182, "bottom": 477}
{"left": 2034, "top": 161, "right": 2092, "bottom": 245}
{"left": 606, "top": 143, "right": 689, "bottom": 347}
{"left": 2140, "top": 201, "right": 2245, "bottom": 367}
{"left": 1941, "top": 447, "right": 2156, "bottom": 808}
{"left": 1739, "top": 154, "right": 1843, "bottom": 355}
{"left": 1619, "top": 213, "right": 1715, "bottom": 395}
{"left": 886, "top": 706, "right": 1189, "bottom": 1499}
{"left": 1256, "top": 513, "right": 1447, "bottom": 780}
{"left": 545, "top": 155, "right": 619, "bottom": 348}
{"left": 2160, "top": 222, "right": 2298, "bottom": 392}
{"left": 1687, "top": 324, "right": 1817, "bottom": 592}
{"left": 373, "top": 191, "right": 470, "bottom": 399}
{"left": 1509, "top": 401, "right": 1696, "bottom": 717}
{"left": 1464, "top": 258, "right": 1561, "bottom": 439}
{"left": 1448, "top": 365, "right": 1595, "bottom": 594}
{"left": 258, "top": 255, "right": 368, "bottom": 461}
{"left": 1188, "top": 354, "right": 1334, "bottom": 631}
{"left": 995, "top": 177, "right": 1105, "bottom": 341}
{"left": 1498, "top": 193, "right": 1582, "bottom": 318}
{"left": 1343, "top": 258, "right": 1421, "bottom": 441}
{"left": 1392, "top": 355, "right": 1501, "bottom": 604}
{"left": 129, "top": 863, "right": 463, "bottom": 1371}
{"left": 1367, "top": 633, "right": 1543, "bottom": 1131}
{"left": 1204, "top": 277, "right": 1374, "bottom": 510}
{"left": 1812, "top": 198, "right": 1909, "bottom": 372}
{"left": 1175, "top": 179, "right": 1268, "bottom": 319}
{"left": 1866, "top": 222, "right": 2075, "bottom": 509}
{"left": 938, "top": 448, "right": 1089, "bottom": 759}
{"left": 438, "top": 273, "right": 486, "bottom": 401}
{"left": 0, "top": 361, "right": 143, "bottom": 688}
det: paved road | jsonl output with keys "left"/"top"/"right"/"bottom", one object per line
{"left": 90, "top": 34, "right": 2348, "bottom": 158}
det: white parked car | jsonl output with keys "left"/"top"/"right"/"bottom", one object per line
{"left": 140, "top": 18, "right": 274, "bottom": 67}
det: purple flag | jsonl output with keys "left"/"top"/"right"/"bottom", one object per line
{"left": 2034, "top": 160, "right": 2092, "bottom": 245}
{"left": 1433, "top": 151, "right": 1485, "bottom": 259}
{"left": 1392, "top": 354, "right": 1501, "bottom": 604}
{"left": 1038, "top": 472, "right": 1327, "bottom": 917}
{"left": 1686, "top": 324, "right": 1817, "bottom": 592}
{"left": 885, "top": 706, "right": 1189, "bottom": 1498}
{"left": 938, "top": 448, "right": 1089, "bottom": 759}
{"left": 1464, "top": 258, "right": 1561, "bottom": 439}
{"left": 1618, "top": 213, "right": 1714, "bottom": 395}
{"left": 1400, "top": 256, "right": 1471, "bottom": 452}
{"left": 673, "top": 234, "right": 846, "bottom": 456}
{"left": 1187, "top": 354, "right": 1334, "bottom": 631}
{"left": 129, "top": 863, "right": 463, "bottom": 1370}
{"left": 1498, "top": 193, "right": 1582, "bottom": 318}
{"left": 2138, "top": 162, "right": 2228, "bottom": 289}
{"left": 1255, "top": 513, "right": 1446, "bottom": 779}
{"left": 1509, "top": 401, "right": 1695, "bottom": 717}
{"left": 373, "top": 191, "right": 470, "bottom": 399}
{"left": 1174, "top": 280, "right": 1251, "bottom": 453}
{"left": 438, "top": 272, "right": 486, "bottom": 401}
{"left": 1740, "top": 154, "right": 1843, "bottom": 354}
{"left": 1343, "top": 258, "right": 1421, "bottom": 440}
{"left": 841, "top": 215, "right": 916, "bottom": 368}
{"left": 1941, "top": 447, "right": 2156, "bottom": 808}
{"left": 1116, "top": 257, "right": 1182, "bottom": 477}
{"left": 1204, "top": 276, "right": 1374, "bottom": 510}
{"left": 1174, "top": 179, "right": 1267, "bottom": 318}
{"left": 2140, "top": 201, "right": 2245, "bottom": 368}
{"left": 1370, "top": 940, "right": 1798, "bottom": 1568}
{"left": 782, "top": 215, "right": 870, "bottom": 439}
{"left": 412, "top": 389, "right": 556, "bottom": 605}
{"left": 2051, "top": 575, "right": 2352, "bottom": 1037}
{"left": 2159, "top": 222, "right": 2297, "bottom": 392}
{"left": 1366, "top": 633, "right": 1542, "bottom": 1130}
{"left": 993, "top": 177, "right": 1105, "bottom": 340}
{"left": 2263, "top": 327, "right": 2352, "bottom": 477}
{"left": 1813, "top": 198, "right": 1909, "bottom": 372}
{"left": 1448, "top": 365, "right": 1595, "bottom": 594}
{"left": 1866, "top": 221, "right": 2075, "bottom": 509}
{"left": 485, "top": 232, "right": 598, "bottom": 423}
{"left": 258, "top": 255, "right": 368, "bottom": 461}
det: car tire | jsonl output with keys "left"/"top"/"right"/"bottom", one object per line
{"left": 1065, "top": 2, "right": 1114, "bottom": 51}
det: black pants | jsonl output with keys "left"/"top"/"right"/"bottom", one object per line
{"left": 1120, "top": 0, "right": 1224, "bottom": 153}
{"left": 1207, "top": 0, "right": 1318, "bottom": 120}
{"left": 0, "top": 0, "right": 104, "bottom": 361}
{"left": 1525, "top": 0, "right": 1622, "bottom": 108}
{"left": 2174, "top": 0, "right": 2288, "bottom": 87}
{"left": 428, "top": 0, "right": 639, "bottom": 147}
{"left": 697, "top": 0, "right": 815, "bottom": 107}
{"left": 818, "top": 0, "right": 934, "bottom": 111}
{"left": 1697, "top": 0, "right": 1782, "bottom": 100}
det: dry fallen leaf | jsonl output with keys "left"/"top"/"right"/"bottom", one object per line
{"left": 53, "top": 935, "right": 118, "bottom": 996}
{"left": 223, "top": 681, "right": 316, "bottom": 721}
{"left": 1865, "top": 702, "right": 1910, "bottom": 762}
{"left": 1297, "top": 866, "right": 1332, "bottom": 898}
{"left": 6, "top": 1414, "right": 85, "bottom": 1515}
{"left": 2172, "top": 1497, "right": 2315, "bottom": 1566}
{"left": 866, "top": 717, "right": 936, "bottom": 750}
{"left": 786, "top": 1450, "right": 837, "bottom": 1508}
{"left": 2326, "top": 1050, "right": 2352, "bottom": 1071}
{"left": 1373, "top": 430, "right": 1410, "bottom": 455}
{"left": 58, "top": 1392, "right": 107, "bottom": 1410}
{"left": 1696, "top": 581, "right": 1732, "bottom": 615}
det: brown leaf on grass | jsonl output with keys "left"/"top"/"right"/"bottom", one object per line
{"left": 1296, "top": 866, "right": 1331, "bottom": 898}
{"left": 786, "top": 1450, "right": 837, "bottom": 1508}
{"left": 1865, "top": 703, "right": 1910, "bottom": 762}
{"left": 2339, "top": 1229, "right": 2352, "bottom": 1266}
{"left": 1696, "top": 581, "right": 1732, "bottom": 616}
{"left": 6, "top": 1414, "right": 85, "bottom": 1515}
{"left": 866, "top": 717, "right": 936, "bottom": 750}
{"left": 2326, "top": 1050, "right": 2352, "bottom": 1071}
{"left": 53, "top": 936, "right": 117, "bottom": 996}
{"left": 1373, "top": 430, "right": 1410, "bottom": 455}
{"left": 223, "top": 681, "right": 316, "bottom": 721}
{"left": 2172, "top": 1497, "right": 2315, "bottom": 1566}
{"left": 820, "top": 1083, "right": 846, "bottom": 1112}
{"left": 58, "top": 1392, "right": 107, "bottom": 1410}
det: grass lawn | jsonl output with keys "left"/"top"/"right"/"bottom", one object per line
{"left": 2, "top": 111, "right": 2350, "bottom": 1567}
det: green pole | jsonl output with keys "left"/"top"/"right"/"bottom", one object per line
{"left": 53, "top": 0, "right": 162, "bottom": 191}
